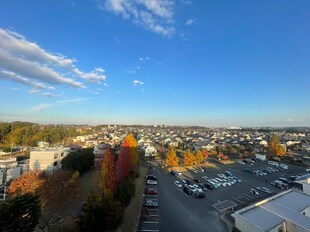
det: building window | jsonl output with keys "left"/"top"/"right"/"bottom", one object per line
{"left": 53, "top": 161, "right": 57, "bottom": 166}
{"left": 61, "top": 152, "right": 64, "bottom": 157}
{"left": 54, "top": 154, "right": 58, "bottom": 159}
{"left": 278, "top": 227, "right": 282, "bottom": 232}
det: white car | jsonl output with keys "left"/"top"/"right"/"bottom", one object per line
{"left": 188, "top": 185, "right": 198, "bottom": 193}
{"left": 256, "top": 187, "right": 272, "bottom": 194}
{"left": 147, "top": 180, "right": 157, "bottom": 185}
{"left": 193, "top": 184, "right": 203, "bottom": 192}
{"left": 174, "top": 181, "right": 183, "bottom": 188}
{"left": 250, "top": 188, "right": 259, "bottom": 195}
{"left": 202, "top": 176, "right": 210, "bottom": 181}
{"left": 306, "top": 168, "right": 310, "bottom": 172}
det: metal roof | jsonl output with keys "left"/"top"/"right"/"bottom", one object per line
{"left": 239, "top": 191, "right": 310, "bottom": 231}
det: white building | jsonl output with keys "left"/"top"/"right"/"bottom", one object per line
{"left": 255, "top": 154, "right": 266, "bottom": 161}
{"left": 30, "top": 148, "right": 70, "bottom": 173}
{"left": 145, "top": 145, "right": 157, "bottom": 157}
{"left": 233, "top": 190, "right": 310, "bottom": 232}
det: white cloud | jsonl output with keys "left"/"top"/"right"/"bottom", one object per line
{"left": 0, "top": 29, "right": 107, "bottom": 89}
{"left": 100, "top": 0, "right": 175, "bottom": 37}
{"left": 139, "top": 56, "right": 149, "bottom": 62}
{"left": 133, "top": 79, "right": 144, "bottom": 86}
{"left": 185, "top": 19, "right": 194, "bottom": 26}
{"left": 29, "top": 103, "right": 53, "bottom": 112}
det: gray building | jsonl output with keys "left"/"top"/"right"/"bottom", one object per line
{"left": 233, "top": 190, "right": 310, "bottom": 232}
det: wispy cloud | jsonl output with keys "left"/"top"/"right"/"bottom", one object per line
{"left": 28, "top": 103, "right": 54, "bottom": 112}
{"left": 139, "top": 56, "right": 150, "bottom": 62}
{"left": 98, "top": 0, "right": 175, "bottom": 37}
{"left": 0, "top": 28, "right": 107, "bottom": 90}
{"left": 185, "top": 19, "right": 194, "bottom": 26}
{"left": 133, "top": 79, "right": 144, "bottom": 86}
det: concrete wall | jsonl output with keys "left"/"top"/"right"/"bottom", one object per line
{"left": 268, "top": 222, "right": 285, "bottom": 232}
{"left": 235, "top": 214, "right": 264, "bottom": 232}
{"left": 6, "top": 167, "right": 21, "bottom": 181}
{"left": 30, "top": 149, "right": 68, "bottom": 172}
{"left": 0, "top": 171, "right": 3, "bottom": 185}
{"left": 302, "top": 183, "right": 310, "bottom": 196}
{"left": 286, "top": 221, "right": 309, "bottom": 232}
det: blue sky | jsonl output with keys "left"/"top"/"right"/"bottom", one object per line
{"left": 0, "top": 0, "right": 309, "bottom": 127}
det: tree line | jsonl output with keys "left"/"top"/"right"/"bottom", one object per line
{"left": 0, "top": 121, "right": 81, "bottom": 147}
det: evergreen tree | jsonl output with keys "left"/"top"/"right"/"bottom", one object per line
{"left": 0, "top": 193, "right": 41, "bottom": 232}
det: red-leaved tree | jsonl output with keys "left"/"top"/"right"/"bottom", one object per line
{"left": 100, "top": 148, "right": 116, "bottom": 194}
{"left": 116, "top": 145, "right": 131, "bottom": 183}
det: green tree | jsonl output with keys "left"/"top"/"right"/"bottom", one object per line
{"left": 0, "top": 193, "right": 41, "bottom": 232}
{"left": 61, "top": 148, "right": 94, "bottom": 174}
{"left": 165, "top": 146, "right": 179, "bottom": 166}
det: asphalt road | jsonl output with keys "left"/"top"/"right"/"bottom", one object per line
{"left": 141, "top": 160, "right": 308, "bottom": 232}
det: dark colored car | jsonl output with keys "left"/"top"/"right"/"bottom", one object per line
{"left": 204, "top": 183, "right": 214, "bottom": 190}
{"left": 194, "top": 192, "right": 206, "bottom": 199}
{"left": 183, "top": 185, "right": 193, "bottom": 195}
{"left": 147, "top": 188, "right": 158, "bottom": 195}
{"left": 146, "top": 175, "right": 158, "bottom": 181}
{"left": 194, "top": 178, "right": 202, "bottom": 183}
{"left": 198, "top": 183, "right": 207, "bottom": 191}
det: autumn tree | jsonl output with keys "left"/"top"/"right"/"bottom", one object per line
{"left": 201, "top": 149, "right": 209, "bottom": 160}
{"left": 41, "top": 170, "right": 79, "bottom": 209}
{"left": 184, "top": 151, "right": 196, "bottom": 165}
{"left": 0, "top": 193, "right": 41, "bottom": 232}
{"left": 210, "top": 149, "right": 217, "bottom": 156}
{"left": 100, "top": 148, "right": 116, "bottom": 194}
{"left": 116, "top": 145, "right": 131, "bottom": 183}
{"left": 123, "top": 134, "right": 138, "bottom": 171}
{"left": 7, "top": 170, "right": 45, "bottom": 197}
{"left": 267, "top": 134, "right": 286, "bottom": 156}
{"left": 195, "top": 150, "right": 204, "bottom": 164}
{"left": 165, "top": 146, "right": 179, "bottom": 167}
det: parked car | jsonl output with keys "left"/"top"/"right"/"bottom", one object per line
{"left": 183, "top": 185, "right": 193, "bottom": 195}
{"left": 237, "top": 160, "right": 245, "bottom": 164}
{"left": 202, "top": 176, "right": 210, "bottom": 181}
{"left": 256, "top": 187, "right": 272, "bottom": 194}
{"left": 194, "top": 192, "right": 206, "bottom": 199}
{"left": 204, "top": 183, "right": 214, "bottom": 190}
{"left": 250, "top": 188, "right": 259, "bottom": 195}
{"left": 194, "top": 178, "right": 202, "bottom": 183}
{"left": 147, "top": 188, "right": 158, "bottom": 195}
{"left": 279, "top": 163, "right": 288, "bottom": 169}
{"left": 147, "top": 180, "right": 157, "bottom": 185}
{"left": 278, "top": 177, "right": 290, "bottom": 184}
{"left": 198, "top": 183, "right": 207, "bottom": 191}
{"left": 146, "top": 175, "right": 158, "bottom": 181}
{"left": 144, "top": 199, "right": 158, "bottom": 209}
{"left": 181, "top": 180, "right": 188, "bottom": 185}
{"left": 174, "top": 181, "right": 183, "bottom": 188}
{"left": 225, "top": 171, "right": 232, "bottom": 176}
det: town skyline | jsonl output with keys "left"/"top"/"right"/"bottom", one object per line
{"left": 0, "top": 1, "right": 309, "bottom": 127}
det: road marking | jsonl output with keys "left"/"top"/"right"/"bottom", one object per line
{"left": 137, "top": 230, "right": 159, "bottom": 232}
{"left": 143, "top": 221, "right": 159, "bottom": 224}
{"left": 242, "top": 193, "right": 256, "bottom": 199}
{"left": 238, "top": 194, "right": 251, "bottom": 200}
{"left": 231, "top": 197, "right": 243, "bottom": 203}
{"left": 174, "top": 185, "right": 190, "bottom": 197}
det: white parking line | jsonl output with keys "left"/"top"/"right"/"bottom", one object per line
{"left": 238, "top": 194, "right": 252, "bottom": 200}
{"left": 242, "top": 193, "right": 256, "bottom": 199}
{"left": 143, "top": 221, "right": 159, "bottom": 224}
{"left": 137, "top": 230, "right": 159, "bottom": 232}
{"left": 174, "top": 185, "right": 190, "bottom": 197}
{"left": 231, "top": 197, "right": 243, "bottom": 203}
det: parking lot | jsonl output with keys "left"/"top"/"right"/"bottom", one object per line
{"left": 136, "top": 159, "right": 308, "bottom": 232}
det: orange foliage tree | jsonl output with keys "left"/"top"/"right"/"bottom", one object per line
{"left": 123, "top": 134, "right": 138, "bottom": 171}
{"left": 195, "top": 150, "right": 204, "bottom": 164}
{"left": 100, "top": 148, "right": 116, "bottom": 194}
{"left": 267, "top": 134, "right": 286, "bottom": 156}
{"left": 201, "top": 149, "right": 209, "bottom": 160}
{"left": 116, "top": 145, "right": 131, "bottom": 183}
{"left": 41, "top": 170, "right": 79, "bottom": 208}
{"left": 165, "top": 146, "right": 179, "bottom": 167}
{"left": 184, "top": 151, "right": 196, "bottom": 165}
{"left": 7, "top": 170, "right": 45, "bottom": 196}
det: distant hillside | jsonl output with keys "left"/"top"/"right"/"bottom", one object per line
{"left": 0, "top": 121, "right": 80, "bottom": 147}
